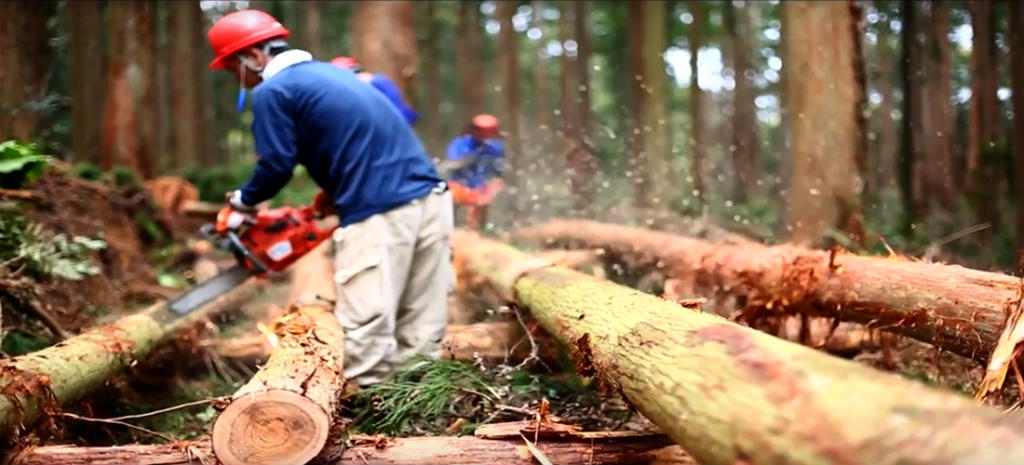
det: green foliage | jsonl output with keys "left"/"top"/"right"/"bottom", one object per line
{"left": 0, "top": 207, "right": 106, "bottom": 280}
{"left": 355, "top": 356, "right": 498, "bottom": 436}
{"left": 1, "top": 329, "right": 53, "bottom": 356}
{"left": 182, "top": 162, "right": 319, "bottom": 207}
{"left": 110, "top": 165, "right": 141, "bottom": 188}
{"left": 72, "top": 162, "right": 104, "bottom": 181}
{"left": 0, "top": 140, "right": 51, "bottom": 189}
{"left": 133, "top": 211, "right": 166, "bottom": 245}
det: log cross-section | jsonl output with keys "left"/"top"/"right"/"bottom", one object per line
{"left": 517, "top": 219, "right": 1019, "bottom": 362}
{"left": 455, "top": 229, "right": 1024, "bottom": 465}
{"left": 211, "top": 241, "right": 346, "bottom": 465}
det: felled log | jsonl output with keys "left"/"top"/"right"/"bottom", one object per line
{"left": 0, "top": 279, "right": 266, "bottom": 441}
{"left": 454, "top": 229, "right": 1024, "bottom": 465}
{"left": 13, "top": 434, "right": 694, "bottom": 465}
{"left": 518, "top": 219, "right": 1017, "bottom": 362}
{"left": 211, "top": 242, "right": 346, "bottom": 465}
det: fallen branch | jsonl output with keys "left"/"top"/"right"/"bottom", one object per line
{"left": 211, "top": 242, "right": 346, "bottom": 465}
{"left": 517, "top": 219, "right": 1018, "bottom": 363}
{"left": 455, "top": 229, "right": 1024, "bottom": 465}
{"left": 13, "top": 433, "right": 694, "bottom": 465}
{"left": 0, "top": 278, "right": 266, "bottom": 441}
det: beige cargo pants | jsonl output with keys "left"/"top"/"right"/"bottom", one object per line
{"left": 332, "top": 187, "right": 454, "bottom": 387}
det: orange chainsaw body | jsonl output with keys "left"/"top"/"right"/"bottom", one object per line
{"left": 214, "top": 205, "right": 336, "bottom": 277}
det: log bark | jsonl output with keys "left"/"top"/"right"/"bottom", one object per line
{"left": 0, "top": 279, "right": 266, "bottom": 441}
{"left": 454, "top": 229, "right": 1024, "bottom": 465}
{"left": 517, "top": 219, "right": 1018, "bottom": 362}
{"left": 13, "top": 434, "right": 694, "bottom": 465}
{"left": 211, "top": 242, "right": 345, "bottom": 465}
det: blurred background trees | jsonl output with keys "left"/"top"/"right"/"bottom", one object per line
{"left": 2, "top": 0, "right": 1023, "bottom": 270}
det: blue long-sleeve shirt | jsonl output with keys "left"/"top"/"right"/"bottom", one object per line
{"left": 241, "top": 59, "right": 441, "bottom": 226}
{"left": 446, "top": 135, "right": 504, "bottom": 189}
{"left": 368, "top": 74, "right": 419, "bottom": 126}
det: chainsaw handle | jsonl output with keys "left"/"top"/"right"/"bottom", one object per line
{"left": 225, "top": 230, "right": 269, "bottom": 275}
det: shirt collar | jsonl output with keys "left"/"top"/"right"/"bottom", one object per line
{"left": 261, "top": 49, "right": 313, "bottom": 81}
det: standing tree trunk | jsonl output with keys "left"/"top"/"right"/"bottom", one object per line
{"left": 922, "top": 2, "right": 955, "bottom": 209}
{"left": 68, "top": 1, "right": 106, "bottom": 164}
{"left": 639, "top": 1, "right": 671, "bottom": 209}
{"left": 0, "top": 1, "right": 53, "bottom": 141}
{"left": 1012, "top": 2, "right": 1024, "bottom": 252}
{"left": 575, "top": 1, "right": 593, "bottom": 144}
{"left": 302, "top": 1, "right": 323, "bottom": 59}
{"left": 898, "top": 0, "right": 920, "bottom": 231}
{"left": 134, "top": 1, "right": 157, "bottom": 179}
{"left": 455, "top": 229, "right": 1024, "bottom": 465}
{"left": 781, "top": 1, "right": 864, "bottom": 246}
{"left": 496, "top": 1, "right": 523, "bottom": 216}
{"left": 352, "top": 1, "right": 418, "bottom": 102}
{"left": 687, "top": 1, "right": 707, "bottom": 205}
{"left": 559, "top": 2, "right": 597, "bottom": 212}
{"left": 168, "top": 1, "right": 201, "bottom": 170}
{"left": 625, "top": 1, "right": 646, "bottom": 202}
{"left": 101, "top": 1, "right": 147, "bottom": 177}
{"left": 723, "top": 0, "right": 763, "bottom": 203}
{"left": 418, "top": 2, "right": 443, "bottom": 156}
{"left": 966, "top": 2, "right": 1001, "bottom": 245}
{"left": 871, "top": 15, "right": 900, "bottom": 195}
{"left": 453, "top": 1, "right": 484, "bottom": 125}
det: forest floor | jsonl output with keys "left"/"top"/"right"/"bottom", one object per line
{"left": 2, "top": 170, "right": 1019, "bottom": 452}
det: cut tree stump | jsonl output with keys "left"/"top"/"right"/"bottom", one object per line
{"left": 211, "top": 241, "right": 346, "bottom": 465}
{"left": 517, "top": 219, "right": 1019, "bottom": 362}
{"left": 454, "top": 229, "right": 1024, "bottom": 465}
{"left": 13, "top": 434, "right": 694, "bottom": 465}
{"left": 0, "top": 278, "right": 266, "bottom": 441}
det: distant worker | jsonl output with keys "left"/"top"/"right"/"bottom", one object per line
{"left": 330, "top": 56, "right": 419, "bottom": 126}
{"left": 441, "top": 114, "right": 504, "bottom": 230}
{"left": 206, "top": 10, "right": 452, "bottom": 388}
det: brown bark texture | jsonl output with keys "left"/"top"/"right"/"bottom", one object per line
{"left": 454, "top": 1, "right": 484, "bottom": 124}
{"left": 0, "top": 279, "right": 266, "bottom": 441}
{"left": 418, "top": 2, "right": 442, "bottom": 154}
{"left": 302, "top": 1, "right": 324, "bottom": 59}
{"left": 625, "top": 0, "right": 646, "bottom": 189}
{"left": 455, "top": 229, "right": 1024, "bottom": 465}
{"left": 496, "top": 1, "right": 522, "bottom": 193}
{"left": 211, "top": 242, "right": 345, "bottom": 465}
{"left": 101, "top": 1, "right": 151, "bottom": 178}
{"left": 0, "top": 1, "right": 52, "bottom": 141}
{"left": 352, "top": 1, "right": 418, "bottom": 102}
{"left": 516, "top": 219, "right": 1020, "bottom": 362}
{"left": 922, "top": 2, "right": 956, "bottom": 209}
{"left": 68, "top": 0, "right": 106, "bottom": 164}
{"left": 723, "top": 1, "right": 763, "bottom": 202}
{"left": 1013, "top": 2, "right": 1024, "bottom": 252}
{"left": 687, "top": 1, "right": 707, "bottom": 205}
{"left": 781, "top": 1, "right": 864, "bottom": 245}
{"left": 966, "top": 1, "right": 1001, "bottom": 243}
{"left": 13, "top": 434, "right": 694, "bottom": 465}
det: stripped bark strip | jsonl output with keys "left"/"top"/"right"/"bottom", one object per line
{"left": 13, "top": 434, "right": 694, "bottom": 465}
{"left": 517, "top": 219, "right": 1018, "bottom": 362}
{"left": 455, "top": 229, "right": 1024, "bottom": 465}
{"left": 211, "top": 242, "right": 346, "bottom": 465}
{"left": 0, "top": 278, "right": 266, "bottom": 440}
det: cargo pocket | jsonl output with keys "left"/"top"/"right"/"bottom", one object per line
{"left": 333, "top": 244, "right": 392, "bottom": 330}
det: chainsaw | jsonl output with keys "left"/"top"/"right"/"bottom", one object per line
{"left": 168, "top": 202, "right": 337, "bottom": 315}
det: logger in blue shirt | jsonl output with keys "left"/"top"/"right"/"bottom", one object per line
{"left": 330, "top": 56, "right": 419, "bottom": 127}
{"left": 206, "top": 10, "right": 453, "bottom": 388}
{"left": 440, "top": 114, "right": 505, "bottom": 230}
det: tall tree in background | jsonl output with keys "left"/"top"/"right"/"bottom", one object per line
{"left": 68, "top": 1, "right": 106, "bottom": 164}
{"left": 921, "top": 2, "right": 955, "bottom": 209}
{"left": 168, "top": 1, "right": 203, "bottom": 169}
{"left": 723, "top": 0, "right": 762, "bottom": 203}
{"left": 454, "top": 1, "right": 484, "bottom": 125}
{"left": 0, "top": 1, "right": 54, "bottom": 141}
{"left": 687, "top": 1, "right": 707, "bottom": 205}
{"left": 418, "top": 2, "right": 442, "bottom": 156}
{"left": 352, "top": 1, "right": 418, "bottom": 103}
{"left": 532, "top": 1, "right": 552, "bottom": 135}
{"left": 101, "top": 1, "right": 155, "bottom": 178}
{"left": 781, "top": 1, "right": 864, "bottom": 245}
{"left": 870, "top": 10, "right": 900, "bottom": 196}
{"left": 558, "top": 2, "right": 596, "bottom": 210}
{"left": 626, "top": 1, "right": 646, "bottom": 202}
{"left": 966, "top": 2, "right": 1001, "bottom": 244}
{"left": 634, "top": 1, "right": 671, "bottom": 209}
{"left": 496, "top": 0, "right": 521, "bottom": 187}
{"left": 302, "top": 1, "right": 323, "bottom": 59}
{"left": 1011, "top": 2, "right": 1024, "bottom": 251}
{"left": 898, "top": 0, "right": 919, "bottom": 232}
{"left": 574, "top": 1, "right": 593, "bottom": 143}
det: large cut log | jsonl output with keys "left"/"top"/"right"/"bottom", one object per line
{"left": 454, "top": 229, "right": 1024, "bottom": 465}
{"left": 13, "top": 434, "right": 694, "bottom": 465}
{"left": 518, "top": 219, "right": 1018, "bottom": 362}
{"left": 211, "top": 241, "right": 346, "bottom": 465}
{"left": 0, "top": 278, "right": 266, "bottom": 441}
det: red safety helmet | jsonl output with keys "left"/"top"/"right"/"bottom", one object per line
{"left": 470, "top": 114, "right": 500, "bottom": 139}
{"left": 207, "top": 10, "right": 291, "bottom": 70}
{"left": 330, "top": 56, "right": 363, "bottom": 72}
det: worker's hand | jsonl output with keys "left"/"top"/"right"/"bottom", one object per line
{"left": 224, "top": 189, "right": 258, "bottom": 213}
{"left": 215, "top": 206, "right": 254, "bottom": 233}
{"left": 312, "top": 190, "right": 336, "bottom": 218}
